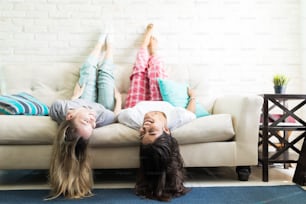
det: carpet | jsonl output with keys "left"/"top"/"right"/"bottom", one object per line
{"left": 0, "top": 185, "right": 305, "bottom": 204}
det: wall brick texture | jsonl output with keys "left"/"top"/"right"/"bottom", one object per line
{"left": 0, "top": 0, "right": 303, "bottom": 95}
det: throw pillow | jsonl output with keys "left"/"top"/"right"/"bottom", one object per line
{"left": 157, "top": 78, "right": 209, "bottom": 118}
{"left": 0, "top": 92, "right": 49, "bottom": 115}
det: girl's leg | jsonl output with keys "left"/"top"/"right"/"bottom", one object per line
{"left": 147, "top": 37, "right": 168, "bottom": 101}
{"left": 97, "top": 34, "right": 115, "bottom": 110}
{"left": 124, "top": 48, "right": 149, "bottom": 108}
{"left": 78, "top": 34, "right": 107, "bottom": 102}
{"left": 124, "top": 24, "right": 154, "bottom": 108}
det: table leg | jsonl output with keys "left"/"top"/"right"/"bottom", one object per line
{"left": 262, "top": 98, "right": 269, "bottom": 182}
{"left": 293, "top": 138, "right": 306, "bottom": 186}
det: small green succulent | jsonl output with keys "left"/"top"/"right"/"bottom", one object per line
{"left": 273, "top": 74, "right": 289, "bottom": 86}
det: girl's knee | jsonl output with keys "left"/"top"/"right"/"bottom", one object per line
{"left": 97, "top": 87, "right": 115, "bottom": 110}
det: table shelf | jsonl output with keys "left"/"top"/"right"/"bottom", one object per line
{"left": 258, "top": 151, "right": 299, "bottom": 163}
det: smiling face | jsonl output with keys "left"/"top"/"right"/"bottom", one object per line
{"left": 140, "top": 111, "right": 170, "bottom": 145}
{"left": 66, "top": 107, "right": 97, "bottom": 140}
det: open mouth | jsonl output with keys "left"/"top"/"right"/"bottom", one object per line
{"left": 143, "top": 118, "right": 153, "bottom": 125}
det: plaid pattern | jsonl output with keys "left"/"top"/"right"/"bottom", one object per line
{"left": 147, "top": 55, "right": 168, "bottom": 100}
{"left": 125, "top": 48, "right": 168, "bottom": 108}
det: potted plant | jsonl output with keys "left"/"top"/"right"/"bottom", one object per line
{"left": 273, "top": 74, "right": 289, "bottom": 94}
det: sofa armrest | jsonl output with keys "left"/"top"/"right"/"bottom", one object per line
{"left": 212, "top": 95, "right": 263, "bottom": 164}
{"left": 212, "top": 94, "right": 263, "bottom": 142}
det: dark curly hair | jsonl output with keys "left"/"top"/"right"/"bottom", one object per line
{"left": 135, "top": 131, "right": 189, "bottom": 201}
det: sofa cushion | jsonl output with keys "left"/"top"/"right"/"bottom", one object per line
{"left": 89, "top": 123, "right": 140, "bottom": 147}
{"left": 0, "top": 92, "right": 49, "bottom": 115}
{"left": 172, "top": 114, "right": 235, "bottom": 144}
{"left": 0, "top": 116, "right": 141, "bottom": 146}
{"left": 0, "top": 114, "right": 234, "bottom": 146}
{"left": 157, "top": 78, "right": 210, "bottom": 118}
{"left": 1, "top": 63, "right": 79, "bottom": 107}
{"left": 0, "top": 115, "right": 57, "bottom": 145}
{"left": 91, "top": 114, "right": 235, "bottom": 147}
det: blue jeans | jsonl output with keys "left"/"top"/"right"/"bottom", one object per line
{"left": 78, "top": 57, "right": 115, "bottom": 110}
{"left": 79, "top": 57, "right": 98, "bottom": 103}
{"left": 97, "top": 60, "right": 115, "bottom": 110}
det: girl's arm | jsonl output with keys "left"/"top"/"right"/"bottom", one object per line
{"left": 113, "top": 87, "right": 122, "bottom": 116}
{"left": 71, "top": 83, "right": 85, "bottom": 100}
{"left": 186, "top": 87, "right": 196, "bottom": 113}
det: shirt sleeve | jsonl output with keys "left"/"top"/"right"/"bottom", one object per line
{"left": 95, "top": 108, "right": 116, "bottom": 127}
{"left": 49, "top": 100, "right": 66, "bottom": 124}
{"left": 168, "top": 107, "right": 196, "bottom": 130}
{"left": 117, "top": 108, "right": 142, "bottom": 130}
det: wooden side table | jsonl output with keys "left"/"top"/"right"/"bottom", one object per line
{"left": 258, "top": 94, "right": 306, "bottom": 182}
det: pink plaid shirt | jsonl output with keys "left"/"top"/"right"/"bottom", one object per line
{"left": 125, "top": 48, "right": 168, "bottom": 108}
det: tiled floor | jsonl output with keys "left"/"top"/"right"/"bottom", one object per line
{"left": 0, "top": 164, "right": 299, "bottom": 190}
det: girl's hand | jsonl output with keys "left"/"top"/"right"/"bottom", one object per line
{"left": 186, "top": 87, "right": 196, "bottom": 113}
{"left": 114, "top": 87, "right": 121, "bottom": 101}
{"left": 187, "top": 87, "right": 195, "bottom": 98}
{"left": 113, "top": 87, "right": 122, "bottom": 116}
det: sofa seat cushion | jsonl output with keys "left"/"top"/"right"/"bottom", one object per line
{"left": 91, "top": 114, "right": 235, "bottom": 147}
{"left": 0, "top": 114, "right": 234, "bottom": 146}
{"left": 0, "top": 115, "right": 57, "bottom": 145}
{"left": 89, "top": 123, "right": 140, "bottom": 147}
{"left": 0, "top": 116, "right": 141, "bottom": 146}
{"left": 172, "top": 114, "right": 235, "bottom": 144}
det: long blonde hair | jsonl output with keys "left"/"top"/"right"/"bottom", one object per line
{"left": 47, "top": 120, "right": 93, "bottom": 200}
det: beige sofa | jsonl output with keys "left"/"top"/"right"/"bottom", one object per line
{"left": 0, "top": 63, "right": 263, "bottom": 181}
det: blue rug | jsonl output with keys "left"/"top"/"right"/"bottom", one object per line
{"left": 0, "top": 185, "right": 305, "bottom": 204}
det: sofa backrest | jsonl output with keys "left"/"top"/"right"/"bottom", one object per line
{"left": 1, "top": 63, "right": 79, "bottom": 106}
{"left": 0, "top": 63, "right": 214, "bottom": 111}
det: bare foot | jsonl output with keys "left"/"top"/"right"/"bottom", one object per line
{"left": 148, "top": 36, "right": 158, "bottom": 56}
{"left": 141, "top": 23, "right": 154, "bottom": 48}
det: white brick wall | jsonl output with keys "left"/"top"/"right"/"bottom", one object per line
{"left": 0, "top": 0, "right": 302, "bottom": 95}
{"left": 302, "top": 1, "right": 306, "bottom": 93}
